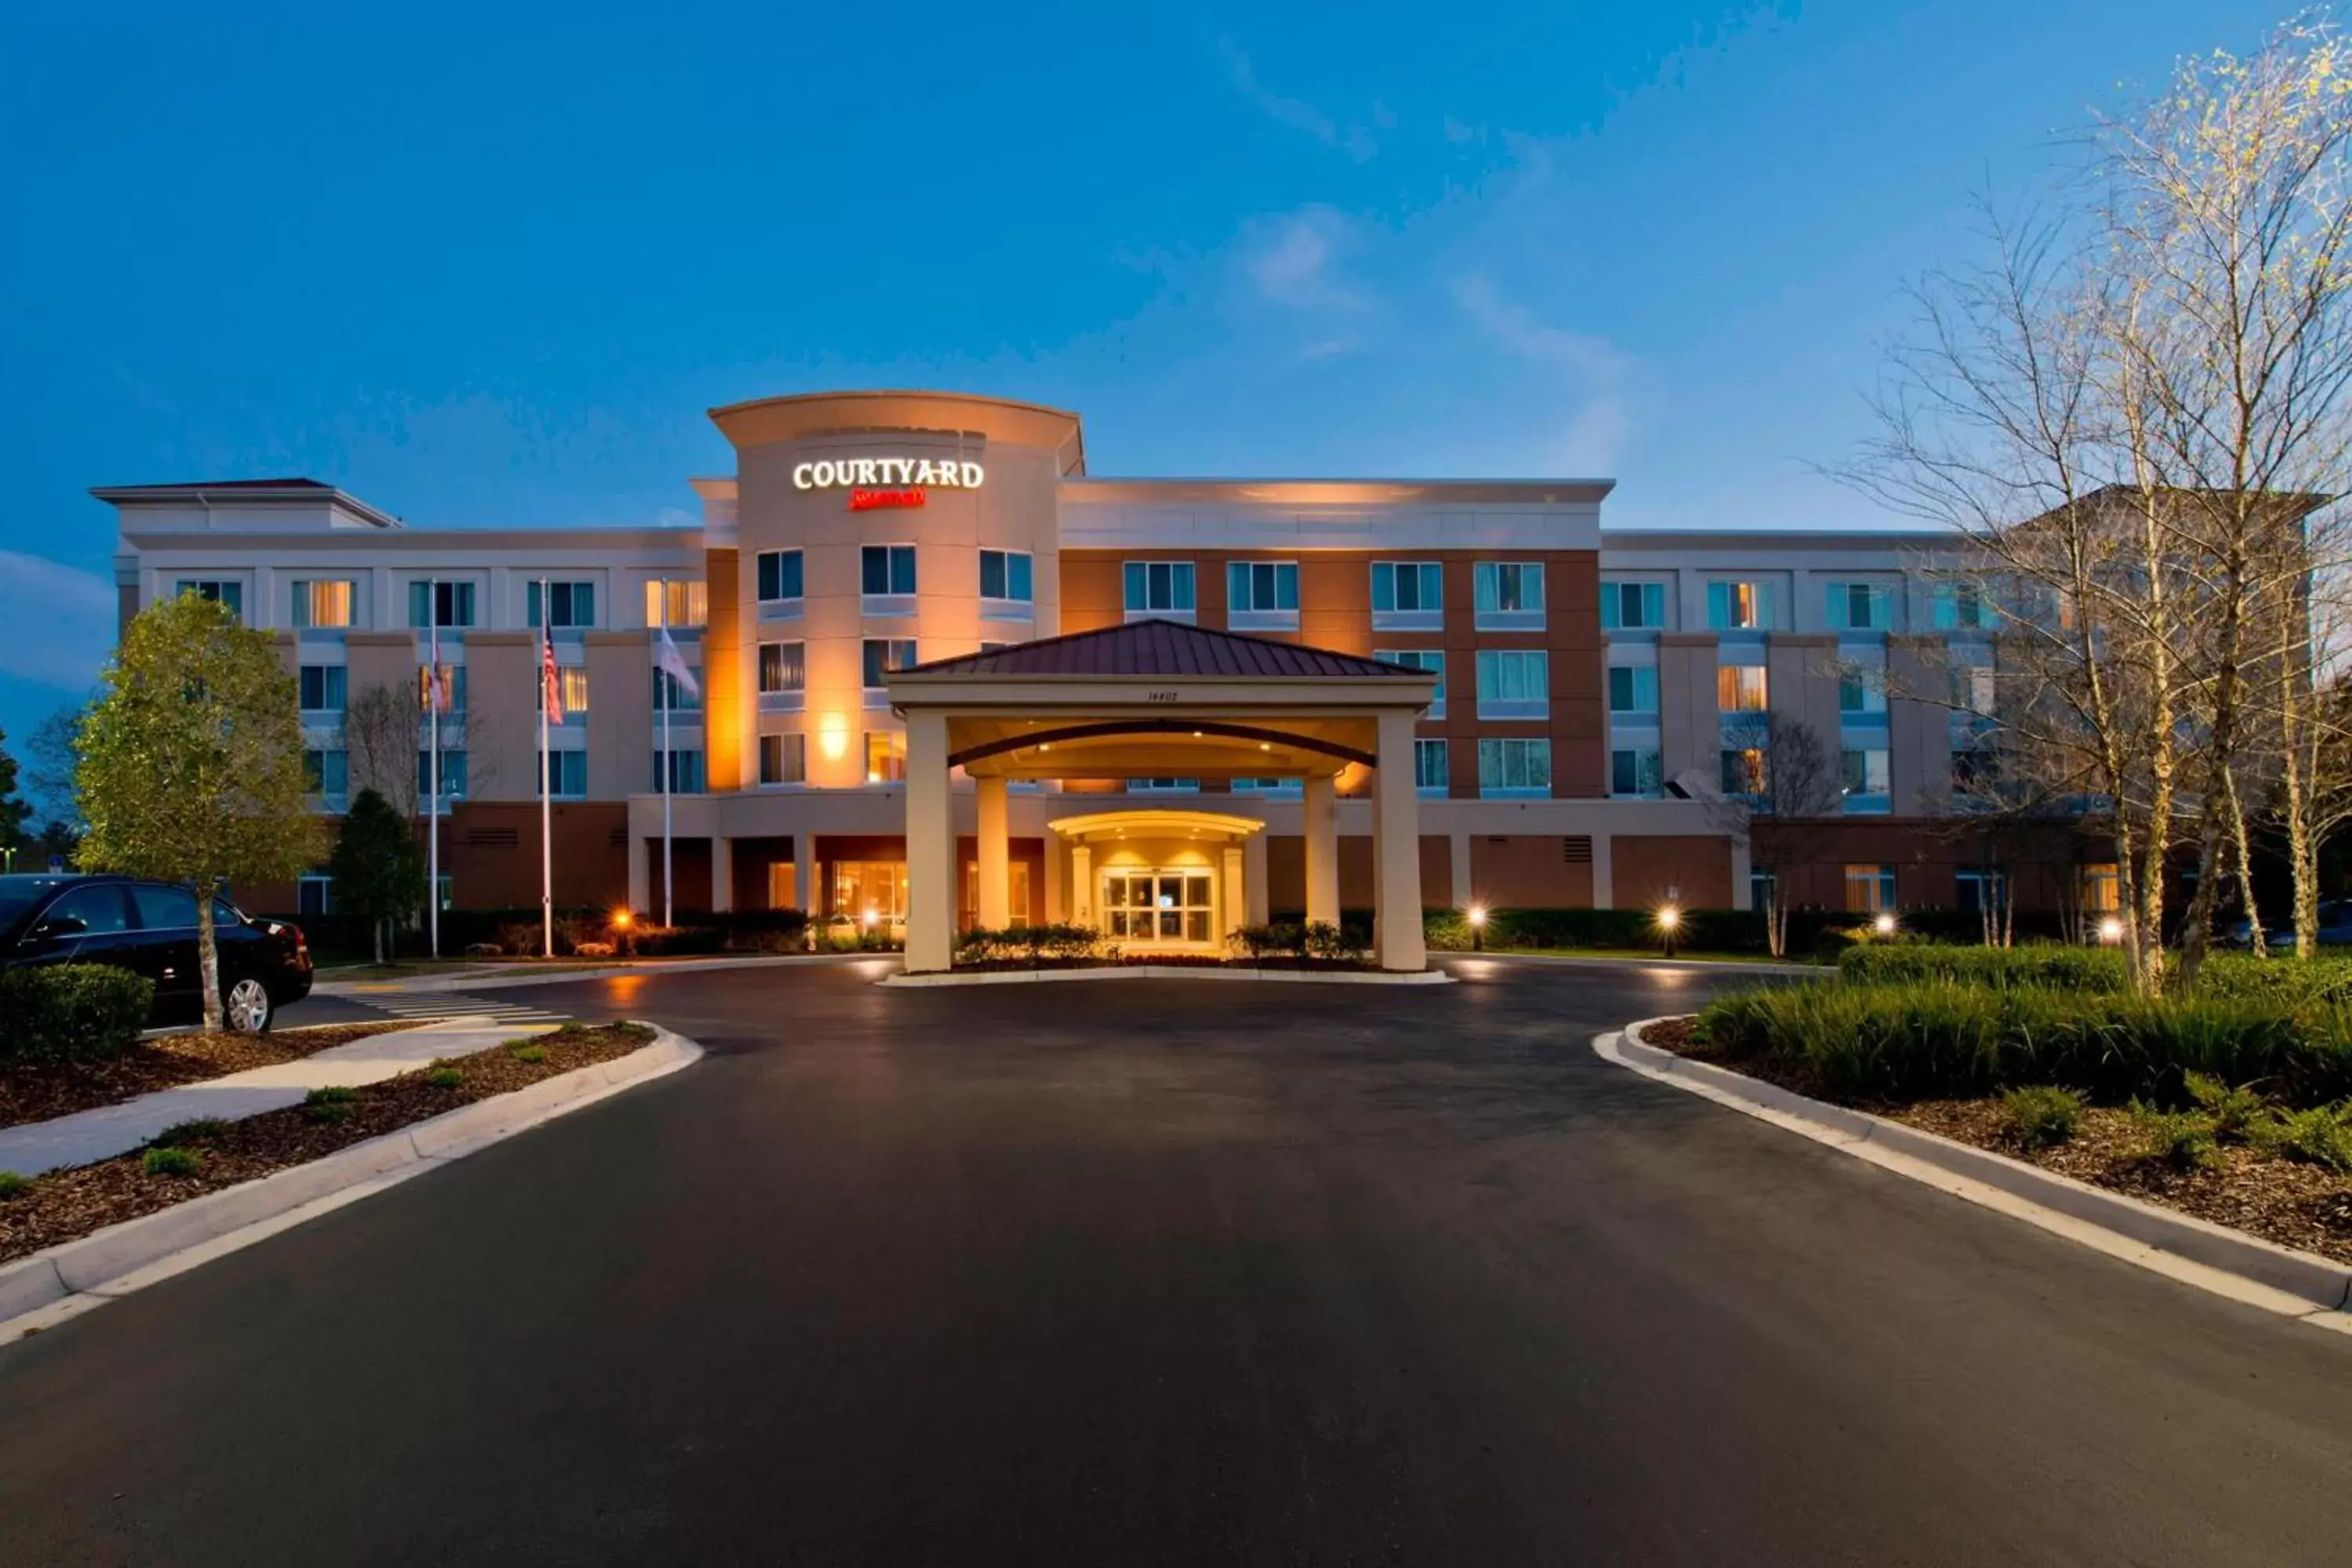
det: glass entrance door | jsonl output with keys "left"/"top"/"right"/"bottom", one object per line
{"left": 1101, "top": 869, "right": 1218, "bottom": 947}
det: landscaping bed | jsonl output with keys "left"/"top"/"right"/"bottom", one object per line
{"left": 0, "top": 1021, "right": 654, "bottom": 1266}
{"left": 1642, "top": 1010, "right": 2352, "bottom": 1267}
{"left": 0, "top": 1022, "right": 409, "bottom": 1130}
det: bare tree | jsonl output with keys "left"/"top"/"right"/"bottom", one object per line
{"left": 343, "top": 682, "right": 422, "bottom": 820}
{"left": 1707, "top": 715, "right": 1845, "bottom": 958}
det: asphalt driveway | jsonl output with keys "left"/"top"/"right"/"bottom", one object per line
{"left": 2, "top": 957, "right": 2347, "bottom": 1565}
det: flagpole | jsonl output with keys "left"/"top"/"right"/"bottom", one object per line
{"left": 660, "top": 586, "right": 673, "bottom": 930}
{"left": 427, "top": 581, "right": 441, "bottom": 959}
{"left": 539, "top": 576, "right": 554, "bottom": 960}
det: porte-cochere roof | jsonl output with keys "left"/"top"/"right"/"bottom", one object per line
{"left": 900, "top": 619, "right": 1428, "bottom": 681}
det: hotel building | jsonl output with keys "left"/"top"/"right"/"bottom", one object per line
{"left": 96, "top": 389, "right": 2060, "bottom": 964}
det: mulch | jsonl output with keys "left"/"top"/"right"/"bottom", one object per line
{"left": 0, "top": 1024, "right": 410, "bottom": 1130}
{"left": 0, "top": 1022, "right": 654, "bottom": 1267}
{"left": 1639, "top": 1014, "right": 2352, "bottom": 1268}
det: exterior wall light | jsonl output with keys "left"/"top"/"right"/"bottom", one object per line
{"left": 818, "top": 713, "right": 851, "bottom": 762}
{"left": 2097, "top": 916, "right": 2124, "bottom": 945}
{"left": 1656, "top": 903, "right": 1682, "bottom": 960}
{"left": 1467, "top": 902, "right": 1488, "bottom": 952}
{"left": 1873, "top": 912, "right": 1898, "bottom": 937}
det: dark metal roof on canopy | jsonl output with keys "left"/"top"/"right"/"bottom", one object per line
{"left": 898, "top": 619, "right": 1428, "bottom": 681}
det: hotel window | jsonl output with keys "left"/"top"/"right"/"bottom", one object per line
{"left": 303, "top": 748, "right": 348, "bottom": 809}
{"left": 1957, "top": 868, "right": 2007, "bottom": 915}
{"left": 861, "top": 544, "right": 918, "bottom": 597}
{"left": 1717, "top": 664, "right": 1769, "bottom": 712}
{"left": 1475, "top": 649, "right": 1550, "bottom": 719}
{"left": 297, "top": 664, "right": 347, "bottom": 713}
{"left": 298, "top": 875, "right": 332, "bottom": 916}
{"left": 1371, "top": 561, "right": 1443, "bottom": 628}
{"left": 644, "top": 579, "right": 707, "bottom": 629}
{"left": 2079, "top": 862, "right": 2122, "bottom": 913}
{"left": 1100, "top": 872, "right": 1215, "bottom": 945}
{"left": 1721, "top": 746, "right": 1767, "bottom": 797}
{"left": 652, "top": 749, "right": 706, "bottom": 794}
{"left": 1611, "top": 748, "right": 1663, "bottom": 798}
{"left": 653, "top": 667, "right": 701, "bottom": 713}
{"left": 1607, "top": 664, "right": 1658, "bottom": 715}
{"left": 1230, "top": 779, "right": 1303, "bottom": 797}
{"left": 1952, "top": 744, "right": 1998, "bottom": 793}
{"left": 416, "top": 662, "right": 467, "bottom": 714}
{"left": 1750, "top": 869, "right": 1777, "bottom": 914}
{"left": 1839, "top": 670, "right": 1887, "bottom": 714}
{"left": 290, "top": 580, "right": 354, "bottom": 629}
{"left": 1123, "top": 561, "right": 1196, "bottom": 618}
{"left": 1599, "top": 580, "right": 1665, "bottom": 630}
{"left": 1376, "top": 648, "right": 1446, "bottom": 717}
{"left": 416, "top": 748, "right": 468, "bottom": 803}
{"left": 1472, "top": 561, "right": 1545, "bottom": 629}
{"left": 1841, "top": 747, "right": 1891, "bottom": 809}
{"left": 833, "top": 861, "right": 908, "bottom": 923}
{"left": 1845, "top": 863, "right": 1898, "bottom": 914}
{"left": 557, "top": 666, "right": 590, "bottom": 717}
{"left": 979, "top": 549, "right": 1033, "bottom": 613}
{"left": 1226, "top": 561, "right": 1299, "bottom": 628}
{"left": 175, "top": 579, "right": 244, "bottom": 619}
{"left": 1126, "top": 779, "right": 1200, "bottom": 793}
{"left": 862, "top": 638, "right": 918, "bottom": 694}
{"left": 408, "top": 581, "right": 476, "bottom": 629}
{"left": 1933, "top": 582, "right": 1985, "bottom": 630}
{"left": 757, "top": 548, "right": 804, "bottom": 604}
{"left": 865, "top": 731, "right": 906, "bottom": 784}
{"left": 1477, "top": 738, "right": 1551, "bottom": 798}
{"left": 528, "top": 580, "right": 596, "bottom": 629}
{"left": 759, "top": 733, "right": 808, "bottom": 786}
{"left": 1957, "top": 666, "right": 1998, "bottom": 717}
{"left": 758, "top": 641, "right": 805, "bottom": 696}
{"left": 1414, "top": 738, "right": 1450, "bottom": 797}
{"left": 1705, "top": 580, "right": 1772, "bottom": 631}
{"left": 1826, "top": 581, "right": 1891, "bottom": 632}
{"left": 536, "top": 750, "right": 586, "bottom": 798}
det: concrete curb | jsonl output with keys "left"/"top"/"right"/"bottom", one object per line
{"left": 883, "top": 965, "right": 1454, "bottom": 988}
{"left": 0, "top": 1025, "right": 703, "bottom": 1341}
{"left": 1595, "top": 1018, "right": 2352, "bottom": 1335}
{"left": 315, "top": 953, "right": 869, "bottom": 998}
{"left": 1454, "top": 951, "right": 1822, "bottom": 978}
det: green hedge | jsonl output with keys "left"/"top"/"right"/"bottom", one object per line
{"left": 1422, "top": 906, "right": 1771, "bottom": 953}
{"left": 1696, "top": 980, "right": 2352, "bottom": 1107}
{"left": 0, "top": 964, "right": 155, "bottom": 1062}
{"left": 1836, "top": 943, "right": 2128, "bottom": 991}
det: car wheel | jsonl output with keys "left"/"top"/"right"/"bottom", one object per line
{"left": 224, "top": 977, "right": 273, "bottom": 1034}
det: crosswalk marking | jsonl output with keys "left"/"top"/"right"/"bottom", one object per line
{"left": 346, "top": 991, "right": 569, "bottom": 1027}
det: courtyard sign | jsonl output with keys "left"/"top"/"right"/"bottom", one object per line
{"left": 793, "top": 458, "right": 985, "bottom": 491}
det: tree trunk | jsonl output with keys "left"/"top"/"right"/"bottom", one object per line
{"left": 373, "top": 916, "right": 386, "bottom": 966}
{"left": 195, "top": 876, "right": 223, "bottom": 1032}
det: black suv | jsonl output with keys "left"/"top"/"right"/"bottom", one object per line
{"left": 0, "top": 874, "right": 313, "bottom": 1032}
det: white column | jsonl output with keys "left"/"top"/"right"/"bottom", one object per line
{"left": 1221, "top": 845, "right": 1247, "bottom": 948}
{"left": 1071, "top": 843, "right": 1094, "bottom": 927}
{"left": 1372, "top": 712, "right": 1427, "bottom": 971}
{"left": 975, "top": 775, "right": 1010, "bottom": 929}
{"left": 1450, "top": 828, "right": 1472, "bottom": 909}
{"left": 1243, "top": 831, "right": 1269, "bottom": 925}
{"left": 1044, "top": 833, "right": 1067, "bottom": 924}
{"left": 711, "top": 835, "right": 734, "bottom": 913}
{"left": 1303, "top": 773, "right": 1339, "bottom": 927}
{"left": 1592, "top": 833, "right": 1616, "bottom": 909}
{"left": 904, "top": 708, "right": 954, "bottom": 972}
{"left": 627, "top": 822, "right": 651, "bottom": 916}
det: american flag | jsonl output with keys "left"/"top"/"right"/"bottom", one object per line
{"left": 541, "top": 625, "right": 564, "bottom": 724}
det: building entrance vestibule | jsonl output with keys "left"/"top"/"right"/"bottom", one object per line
{"left": 1102, "top": 869, "right": 1218, "bottom": 948}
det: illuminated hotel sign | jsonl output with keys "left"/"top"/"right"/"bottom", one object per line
{"left": 848, "top": 488, "right": 925, "bottom": 512}
{"left": 793, "top": 458, "right": 985, "bottom": 491}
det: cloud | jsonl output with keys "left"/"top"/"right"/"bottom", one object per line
{"left": 1454, "top": 274, "right": 1633, "bottom": 474}
{"left": 1217, "top": 36, "right": 1377, "bottom": 162}
{"left": 1240, "top": 207, "right": 1367, "bottom": 311}
{"left": 0, "top": 551, "right": 114, "bottom": 691}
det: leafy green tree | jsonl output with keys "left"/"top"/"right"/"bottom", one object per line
{"left": 77, "top": 593, "right": 325, "bottom": 1029}
{"left": 0, "top": 727, "right": 31, "bottom": 865}
{"left": 328, "top": 787, "right": 425, "bottom": 964}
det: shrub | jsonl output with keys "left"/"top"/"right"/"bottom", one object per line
{"left": 1838, "top": 943, "right": 2127, "bottom": 992}
{"left": 427, "top": 1068, "right": 463, "bottom": 1089}
{"left": 303, "top": 1084, "right": 358, "bottom": 1123}
{"left": 2182, "top": 1073, "right": 2268, "bottom": 1143}
{"left": 2250, "top": 1103, "right": 2352, "bottom": 1173}
{"left": 0, "top": 1171, "right": 27, "bottom": 1198}
{"left": 143, "top": 1146, "right": 201, "bottom": 1178}
{"left": 2129, "top": 1103, "right": 2220, "bottom": 1171}
{"left": 1302, "top": 921, "right": 1363, "bottom": 964}
{"left": 573, "top": 942, "right": 616, "bottom": 958}
{"left": 154, "top": 1118, "right": 228, "bottom": 1147}
{"left": 2001, "top": 1086, "right": 2084, "bottom": 1148}
{"left": 464, "top": 942, "right": 503, "bottom": 958}
{"left": 510, "top": 1044, "right": 546, "bottom": 1064}
{"left": 0, "top": 964, "right": 155, "bottom": 1062}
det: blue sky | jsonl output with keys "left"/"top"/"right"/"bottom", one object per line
{"left": 0, "top": 0, "right": 2285, "bottom": 778}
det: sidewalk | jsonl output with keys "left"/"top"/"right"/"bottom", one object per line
{"left": 314, "top": 951, "right": 877, "bottom": 997}
{"left": 0, "top": 1018, "right": 557, "bottom": 1177}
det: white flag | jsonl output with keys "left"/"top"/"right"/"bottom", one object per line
{"left": 655, "top": 624, "right": 700, "bottom": 699}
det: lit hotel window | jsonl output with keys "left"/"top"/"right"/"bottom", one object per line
{"left": 644, "top": 579, "right": 706, "bottom": 628}
{"left": 1717, "top": 664, "right": 1769, "bottom": 712}
{"left": 1845, "top": 864, "right": 1897, "bottom": 913}
{"left": 1706, "top": 580, "right": 1772, "bottom": 631}
{"left": 290, "top": 579, "right": 354, "bottom": 628}
{"left": 1720, "top": 746, "right": 1767, "bottom": 797}
{"left": 865, "top": 732, "right": 906, "bottom": 783}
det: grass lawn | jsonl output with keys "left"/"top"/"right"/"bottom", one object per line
{"left": 1494, "top": 946, "right": 1817, "bottom": 966}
